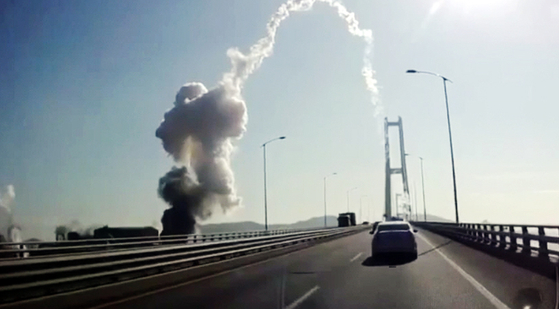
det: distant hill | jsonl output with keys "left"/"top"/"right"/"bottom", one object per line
{"left": 418, "top": 214, "right": 453, "bottom": 222}
{"left": 200, "top": 214, "right": 456, "bottom": 234}
{"left": 199, "top": 221, "right": 264, "bottom": 234}
{"left": 199, "top": 215, "right": 339, "bottom": 234}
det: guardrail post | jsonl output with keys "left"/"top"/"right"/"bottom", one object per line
{"left": 521, "top": 227, "right": 530, "bottom": 254}
{"left": 509, "top": 226, "right": 517, "bottom": 251}
{"left": 459, "top": 224, "right": 466, "bottom": 240}
{"left": 538, "top": 227, "right": 549, "bottom": 259}
{"left": 498, "top": 225, "right": 506, "bottom": 248}
{"left": 489, "top": 225, "right": 495, "bottom": 246}
{"left": 477, "top": 224, "right": 483, "bottom": 242}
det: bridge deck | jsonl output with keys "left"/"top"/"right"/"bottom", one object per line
{"left": 93, "top": 228, "right": 556, "bottom": 309}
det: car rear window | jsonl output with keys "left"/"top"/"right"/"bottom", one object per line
{"left": 377, "top": 224, "right": 410, "bottom": 231}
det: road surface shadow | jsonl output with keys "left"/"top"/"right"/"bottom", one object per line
{"left": 417, "top": 240, "right": 452, "bottom": 257}
{"left": 361, "top": 253, "right": 417, "bottom": 267}
{"left": 289, "top": 271, "right": 315, "bottom": 274}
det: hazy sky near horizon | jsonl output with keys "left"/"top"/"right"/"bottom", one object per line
{"left": 1, "top": 0, "right": 558, "bottom": 240}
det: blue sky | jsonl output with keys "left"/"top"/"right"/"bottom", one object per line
{"left": 1, "top": 0, "right": 558, "bottom": 240}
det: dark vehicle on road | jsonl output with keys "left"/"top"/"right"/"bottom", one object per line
{"left": 94, "top": 226, "right": 159, "bottom": 239}
{"left": 337, "top": 214, "right": 351, "bottom": 227}
{"left": 371, "top": 221, "right": 381, "bottom": 233}
{"left": 371, "top": 221, "right": 417, "bottom": 259}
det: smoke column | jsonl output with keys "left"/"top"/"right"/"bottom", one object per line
{"left": 156, "top": 0, "right": 380, "bottom": 235}
{"left": 0, "top": 185, "right": 16, "bottom": 242}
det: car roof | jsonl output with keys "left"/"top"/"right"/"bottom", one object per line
{"left": 378, "top": 221, "right": 410, "bottom": 225}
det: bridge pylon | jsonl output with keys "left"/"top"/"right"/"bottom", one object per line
{"left": 384, "top": 116, "right": 410, "bottom": 219}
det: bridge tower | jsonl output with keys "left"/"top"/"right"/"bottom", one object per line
{"left": 384, "top": 117, "right": 410, "bottom": 219}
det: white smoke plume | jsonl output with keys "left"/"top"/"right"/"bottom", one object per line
{"left": 0, "top": 185, "right": 15, "bottom": 213}
{"left": 0, "top": 185, "right": 16, "bottom": 242}
{"left": 156, "top": 0, "right": 380, "bottom": 234}
{"left": 0, "top": 185, "right": 26, "bottom": 257}
{"left": 55, "top": 220, "right": 101, "bottom": 239}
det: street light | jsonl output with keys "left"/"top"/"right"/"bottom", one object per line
{"left": 360, "top": 195, "right": 368, "bottom": 224}
{"left": 262, "top": 136, "right": 286, "bottom": 231}
{"left": 346, "top": 187, "right": 358, "bottom": 213}
{"left": 323, "top": 172, "right": 337, "bottom": 227}
{"left": 395, "top": 193, "right": 402, "bottom": 219}
{"left": 406, "top": 69, "right": 459, "bottom": 223}
{"left": 406, "top": 154, "right": 427, "bottom": 221}
{"left": 419, "top": 157, "right": 427, "bottom": 221}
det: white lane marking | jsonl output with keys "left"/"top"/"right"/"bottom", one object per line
{"left": 350, "top": 252, "right": 363, "bottom": 263}
{"left": 417, "top": 233, "right": 511, "bottom": 309}
{"left": 284, "top": 285, "right": 320, "bottom": 309}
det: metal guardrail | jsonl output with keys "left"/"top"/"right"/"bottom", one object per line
{"left": 0, "top": 226, "right": 367, "bottom": 304}
{"left": 0, "top": 227, "right": 338, "bottom": 259}
{"left": 411, "top": 221, "right": 559, "bottom": 262}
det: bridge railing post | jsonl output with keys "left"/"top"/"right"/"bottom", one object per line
{"left": 458, "top": 223, "right": 468, "bottom": 239}
{"left": 461, "top": 224, "right": 468, "bottom": 240}
{"left": 474, "top": 224, "right": 479, "bottom": 241}
{"left": 498, "top": 225, "right": 506, "bottom": 248}
{"left": 521, "top": 227, "right": 530, "bottom": 254}
{"left": 489, "top": 225, "right": 495, "bottom": 245}
{"left": 509, "top": 226, "right": 517, "bottom": 251}
{"left": 538, "top": 227, "right": 549, "bottom": 259}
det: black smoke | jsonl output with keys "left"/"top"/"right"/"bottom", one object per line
{"left": 158, "top": 167, "right": 205, "bottom": 235}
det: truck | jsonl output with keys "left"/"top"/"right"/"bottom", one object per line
{"left": 93, "top": 226, "right": 159, "bottom": 239}
{"left": 337, "top": 212, "right": 356, "bottom": 227}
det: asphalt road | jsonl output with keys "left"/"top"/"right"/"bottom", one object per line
{"left": 94, "top": 228, "right": 557, "bottom": 309}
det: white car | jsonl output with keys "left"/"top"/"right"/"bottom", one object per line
{"left": 371, "top": 221, "right": 418, "bottom": 259}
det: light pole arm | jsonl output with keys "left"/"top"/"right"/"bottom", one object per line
{"left": 407, "top": 70, "right": 452, "bottom": 83}
{"left": 262, "top": 136, "right": 286, "bottom": 147}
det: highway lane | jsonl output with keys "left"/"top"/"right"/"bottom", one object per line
{"left": 95, "top": 228, "right": 556, "bottom": 309}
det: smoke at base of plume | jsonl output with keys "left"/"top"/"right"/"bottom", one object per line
{"left": 156, "top": 0, "right": 380, "bottom": 234}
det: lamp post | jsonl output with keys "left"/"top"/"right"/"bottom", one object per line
{"left": 262, "top": 136, "right": 286, "bottom": 231}
{"left": 419, "top": 157, "right": 427, "bottom": 221}
{"left": 406, "top": 69, "right": 459, "bottom": 223}
{"left": 395, "top": 193, "right": 402, "bottom": 219}
{"left": 323, "top": 172, "right": 337, "bottom": 227}
{"left": 346, "top": 187, "right": 358, "bottom": 213}
{"left": 405, "top": 153, "right": 427, "bottom": 221}
{"left": 360, "top": 195, "right": 368, "bottom": 224}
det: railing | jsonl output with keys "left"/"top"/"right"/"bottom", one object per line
{"left": 411, "top": 221, "right": 559, "bottom": 262}
{"left": 0, "top": 226, "right": 338, "bottom": 259}
{"left": 0, "top": 226, "right": 367, "bottom": 305}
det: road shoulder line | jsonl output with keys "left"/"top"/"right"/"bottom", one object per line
{"left": 417, "top": 233, "right": 511, "bottom": 309}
